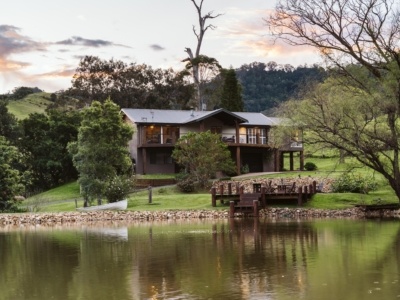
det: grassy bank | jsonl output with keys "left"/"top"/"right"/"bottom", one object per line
{"left": 23, "top": 155, "right": 398, "bottom": 212}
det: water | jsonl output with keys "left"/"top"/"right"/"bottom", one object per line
{"left": 0, "top": 218, "right": 399, "bottom": 300}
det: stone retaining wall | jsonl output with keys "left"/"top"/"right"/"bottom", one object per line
{"left": 0, "top": 207, "right": 399, "bottom": 225}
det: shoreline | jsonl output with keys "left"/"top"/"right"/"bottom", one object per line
{"left": 1, "top": 207, "right": 400, "bottom": 225}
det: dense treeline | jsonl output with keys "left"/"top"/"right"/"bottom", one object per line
{"left": 236, "top": 61, "right": 326, "bottom": 113}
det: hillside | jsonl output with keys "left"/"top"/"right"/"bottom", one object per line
{"left": 7, "top": 92, "right": 53, "bottom": 119}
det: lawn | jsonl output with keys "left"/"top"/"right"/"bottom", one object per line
{"left": 23, "top": 155, "right": 399, "bottom": 212}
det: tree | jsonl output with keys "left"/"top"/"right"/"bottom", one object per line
{"left": 0, "top": 136, "right": 25, "bottom": 211}
{"left": 172, "top": 131, "right": 235, "bottom": 188}
{"left": 68, "top": 99, "right": 133, "bottom": 206}
{"left": 267, "top": 0, "right": 400, "bottom": 201}
{"left": 235, "top": 61, "right": 326, "bottom": 113}
{"left": 220, "top": 68, "right": 244, "bottom": 112}
{"left": 68, "top": 56, "right": 194, "bottom": 109}
{"left": 19, "top": 110, "right": 81, "bottom": 191}
{"left": 0, "top": 100, "right": 21, "bottom": 144}
{"left": 183, "top": 0, "right": 222, "bottom": 110}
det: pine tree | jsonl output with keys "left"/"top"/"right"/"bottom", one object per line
{"left": 220, "top": 68, "right": 244, "bottom": 112}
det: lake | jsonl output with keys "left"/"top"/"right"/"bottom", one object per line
{"left": 0, "top": 217, "right": 399, "bottom": 299}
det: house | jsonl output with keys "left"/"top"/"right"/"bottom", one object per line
{"left": 121, "top": 108, "right": 304, "bottom": 175}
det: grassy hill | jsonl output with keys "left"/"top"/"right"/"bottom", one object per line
{"left": 7, "top": 92, "right": 53, "bottom": 119}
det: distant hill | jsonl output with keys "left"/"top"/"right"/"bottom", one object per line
{"left": 7, "top": 92, "right": 53, "bottom": 119}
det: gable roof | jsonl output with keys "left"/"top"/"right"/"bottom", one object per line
{"left": 121, "top": 108, "right": 281, "bottom": 126}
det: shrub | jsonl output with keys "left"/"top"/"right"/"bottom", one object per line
{"left": 304, "top": 162, "right": 318, "bottom": 171}
{"left": 241, "top": 164, "right": 249, "bottom": 174}
{"left": 177, "top": 177, "right": 195, "bottom": 193}
{"left": 104, "top": 175, "right": 134, "bottom": 203}
{"left": 331, "top": 172, "right": 378, "bottom": 194}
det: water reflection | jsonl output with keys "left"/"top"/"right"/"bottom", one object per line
{"left": 0, "top": 219, "right": 399, "bottom": 299}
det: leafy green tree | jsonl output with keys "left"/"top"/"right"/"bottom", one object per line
{"left": 11, "top": 87, "right": 42, "bottom": 100}
{"left": 68, "top": 99, "right": 133, "bottom": 206}
{"left": 0, "top": 136, "right": 25, "bottom": 211}
{"left": 19, "top": 110, "right": 81, "bottom": 191}
{"left": 172, "top": 131, "right": 235, "bottom": 188}
{"left": 0, "top": 100, "right": 21, "bottom": 144}
{"left": 220, "top": 68, "right": 244, "bottom": 112}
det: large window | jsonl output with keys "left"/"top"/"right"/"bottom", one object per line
{"left": 247, "top": 128, "right": 257, "bottom": 144}
{"left": 247, "top": 128, "right": 267, "bottom": 144}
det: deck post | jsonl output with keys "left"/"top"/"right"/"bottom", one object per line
{"left": 236, "top": 182, "right": 240, "bottom": 194}
{"left": 312, "top": 181, "right": 317, "bottom": 194}
{"left": 239, "top": 185, "right": 244, "bottom": 195}
{"left": 309, "top": 184, "right": 313, "bottom": 198}
{"left": 229, "top": 201, "right": 235, "bottom": 218}
{"left": 297, "top": 187, "right": 303, "bottom": 206}
{"left": 253, "top": 200, "right": 259, "bottom": 218}
{"left": 211, "top": 187, "right": 216, "bottom": 207}
{"left": 228, "top": 182, "right": 232, "bottom": 195}
{"left": 260, "top": 187, "right": 266, "bottom": 207}
{"left": 148, "top": 186, "right": 152, "bottom": 204}
{"left": 219, "top": 184, "right": 224, "bottom": 196}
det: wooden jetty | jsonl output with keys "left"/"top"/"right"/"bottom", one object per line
{"left": 210, "top": 181, "right": 318, "bottom": 217}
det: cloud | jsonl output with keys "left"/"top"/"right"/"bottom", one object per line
{"left": 150, "top": 44, "right": 165, "bottom": 51}
{"left": 55, "top": 36, "right": 130, "bottom": 48}
{"left": 0, "top": 25, "right": 46, "bottom": 72}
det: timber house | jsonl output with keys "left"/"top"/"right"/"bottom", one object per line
{"left": 121, "top": 108, "right": 304, "bottom": 175}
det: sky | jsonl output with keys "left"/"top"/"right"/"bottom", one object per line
{"left": 0, "top": 0, "right": 320, "bottom": 94}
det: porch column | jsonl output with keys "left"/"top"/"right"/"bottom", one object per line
{"left": 289, "top": 152, "right": 294, "bottom": 171}
{"left": 236, "top": 147, "right": 241, "bottom": 175}
{"left": 300, "top": 151, "right": 304, "bottom": 171}
{"left": 274, "top": 149, "right": 280, "bottom": 172}
{"left": 142, "top": 148, "right": 147, "bottom": 175}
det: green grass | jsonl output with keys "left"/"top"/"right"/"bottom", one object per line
{"left": 7, "top": 92, "right": 52, "bottom": 119}
{"left": 135, "top": 174, "right": 176, "bottom": 179}
{"left": 22, "top": 155, "right": 400, "bottom": 212}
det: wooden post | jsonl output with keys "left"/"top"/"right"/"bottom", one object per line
{"left": 239, "top": 186, "right": 244, "bottom": 195}
{"left": 229, "top": 201, "right": 235, "bottom": 218}
{"left": 253, "top": 200, "right": 259, "bottom": 218}
{"left": 309, "top": 184, "right": 313, "bottom": 198}
{"left": 219, "top": 184, "right": 224, "bottom": 196}
{"left": 228, "top": 182, "right": 232, "bottom": 195}
{"left": 148, "top": 186, "right": 152, "bottom": 204}
{"left": 211, "top": 187, "right": 216, "bottom": 207}
{"left": 300, "top": 151, "right": 304, "bottom": 171}
{"left": 297, "top": 186, "right": 303, "bottom": 206}
{"left": 236, "top": 182, "right": 240, "bottom": 194}
{"left": 289, "top": 152, "right": 294, "bottom": 171}
{"left": 260, "top": 187, "right": 266, "bottom": 207}
{"left": 312, "top": 181, "right": 317, "bottom": 195}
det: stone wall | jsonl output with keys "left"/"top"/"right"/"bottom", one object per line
{"left": 0, "top": 207, "right": 399, "bottom": 226}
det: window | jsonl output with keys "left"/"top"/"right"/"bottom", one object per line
{"left": 247, "top": 128, "right": 256, "bottom": 144}
{"left": 149, "top": 152, "right": 173, "bottom": 165}
{"left": 211, "top": 127, "right": 222, "bottom": 134}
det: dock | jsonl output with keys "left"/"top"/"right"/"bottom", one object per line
{"left": 210, "top": 181, "right": 318, "bottom": 217}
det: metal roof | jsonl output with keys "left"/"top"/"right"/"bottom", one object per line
{"left": 122, "top": 108, "right": 281, "bottom": 126}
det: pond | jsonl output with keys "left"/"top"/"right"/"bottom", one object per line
{"left": 0, "top": 218, "right": 399, "bottom": 300}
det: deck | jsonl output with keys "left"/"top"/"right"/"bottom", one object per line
{"left": 211, "top": 181, "right": 318, "bottom": 217}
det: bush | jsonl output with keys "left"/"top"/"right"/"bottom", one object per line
{"left": 331, "top": 172, "right": 378, "bottom": 194}
{"left": 104, "top": 175, "right": 134, "bottom": 203}
{"left": 177, "top": 177, "right": 195, "bottom": 193}
{"left": 304, "top": 162, "right": 318, "bottom": 171}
